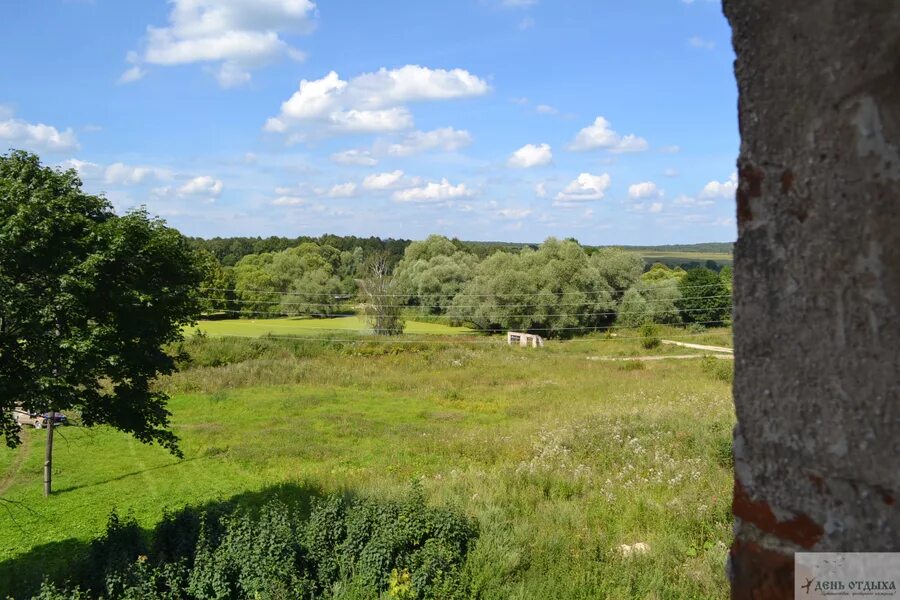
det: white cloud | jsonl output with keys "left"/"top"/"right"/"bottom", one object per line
{"left": 330, "top": 149, "right": 378, "bottom": 166}
{"left": 631, "top": 201, "right": 664, "bottom": 213}
{"left": 393, "top": 179, "right": 474, "bottom": 203}
{"left": 125, "top": 0, "right": 316, "bottom": 87}
{"left": 327, "top": 182, "right": 356, "bottom": 197}
{"left": 688, "top": 36, "right": 715, "bottom": 49}
{"left": 362, "top": 170, "right": 405, "bottom": 190}
{"left": 496, "top": 207, "right": 532, "bottom": 219}
{"left": 386, "top": 127, "right": 472, "bottom": 156}
{"left": 104, "top": 162, "right": 172, "bottom": 185}
{"left": 0, "top": 112, "right": 80, "bottom": 153}
{"left": 0, "top": 105, "right": 13, "bottom": 120}
{"left": 265, "top": 65, "right": 489, "bottom": 137}
{"left": 507, "top": 143, "right": 552, "bottom": 168}
{"left": 610, "top": 134, "right": 649, "bottom": 153}
{"left": 535, "top": 104, "right": 558, "bottom": 115}
{"left": 554, "top": 172, "right": 611, "bottom": 203}
{"left": 568, "top": 116, "right": 648, "bottom": 152}
{"left": 502, "top": 0, "right": 538, "bottom": 6}
{"left": 60, "top": 158, "right": 101, "bottom": 177}
{"left": 535, "top": 182, "right": 548, "bottom": 198}
{"left": 700, "top": 172, "right": 737, "bottom": 198}
{"left": 518, "top": 17, "right": 535, "bottom": 30}
{"left": 272, "top": 195, "right": 306, "bottom": 206}
{"left": 663, "top": 168, "right": 679, "bottom": 177}
{"left": 628, "top": 181, "right": 661, "bottom": 199}
{"left": 118, "top": 66, "right": 146, "bottom": 84}
{"left": 659, "top": 145, "right": 680, "bottom": 153}
{"left": 178, "top": 175, "right": 223, "bottom": 197}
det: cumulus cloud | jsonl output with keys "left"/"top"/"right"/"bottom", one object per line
{"left": 507, "top": 143, "right": 552, "bottom": 168}
{"left": 179, "top": 175, "right": 223, "bottom": 197}
{"left": 326, "top": 182, "right": 356, "bottom": 197}
{"left": 0, "top": 111, "right": 80, "bottom": 153}
{"left": 330, "top": 149, "right": 378, "bottom": 166}
{"left": 700, "top": 172, "right": 737, "bottom": 198}
{"left": 535, "top": 182, "right": 548, "bottom": 198}
{"left": 60, "top": 158, "right": 101, "bottom": 177}
{"left": 393, "top": 179, "right": 474, "bottom": 203}
{"left": 628, "top": 181, "right": 662, "bottom": 199}
{"left": 123, "top": 0, "right": 316, "bottom": 87}
{"left": 265, "top": 65, "right": 489, "bottom": 138}
{"left": 554, "top": 172, "right": 611, "bottom": 203}
{"left": 362, "top": 170, "right": 406, "bottom": 190}
{"left": 104, "top": 162, "right": 172, "bottom": 185}
{"left": 568, "top": 116, "right": 648, "bottom": 152}
{"left": 386, "top": 127, "right": 472, "bottom": 156}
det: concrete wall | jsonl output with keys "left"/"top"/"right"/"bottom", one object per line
{"left": 723, "top": 1, "right": 900, "bottom": 597}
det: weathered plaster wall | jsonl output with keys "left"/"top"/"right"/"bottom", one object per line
{"left": 723, "top": 1, "right": 900, "bottom": 597}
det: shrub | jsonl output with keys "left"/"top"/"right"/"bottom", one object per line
{"left": 30, "top": 487, "right": 478, "bottom": 600}
{"left": 639, "top": 323, "right": 661, "bottom": 350}
{"left": 700, "top": 356, "right": 734, "bottom": 383}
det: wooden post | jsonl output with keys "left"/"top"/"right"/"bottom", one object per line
{"left": 43, "top": 411, "right": 53, "bottom": 497}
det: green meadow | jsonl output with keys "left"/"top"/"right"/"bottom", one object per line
{"left": 187, "top": 315, "right": 475, "bottom": 338}
{"left": 1, "top": 327, "right": 734, "bottom": 599}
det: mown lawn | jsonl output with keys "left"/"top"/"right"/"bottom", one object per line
{"left": 0, "top": 330, "right": 735, "bottom": 599}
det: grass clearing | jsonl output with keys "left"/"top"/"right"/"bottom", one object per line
{"left": 1, "top": 330, "right": 734, "bottom": 599}
{"left": 187, "top": 315, "right": 475, "bottom": 338}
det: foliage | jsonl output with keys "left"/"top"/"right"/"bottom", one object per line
{"left": 359, "top": 257, "right": 405, "bottom": 335}
{"left": 25, "top": 488, "right": 478, "bottom": 600}
{"left": 0, "top": 151, "right": 201, "bottom": 454}
{"left": 639, "top": 322, "right": 661, "bottom": 349}
{"left": 616, "top": 277, "right": 682, "bottom": 327}
{"left": 589, "top": 247, "right": 644, "bottom": 298}
{"left": 232, "top": 243, "right": 359, "bottom": 317}
{"left": 450, "top": 238, "right": 619, "bottom": 337}
{"left": 392, "top": 236, "right": 478, "bottom": 315}
{"left": 675, "top": 268, "right": 732, "bottom": 326}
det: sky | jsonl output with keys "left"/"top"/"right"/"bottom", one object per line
{"left": 0, "top": 0, "right": 738, "bottom": 245}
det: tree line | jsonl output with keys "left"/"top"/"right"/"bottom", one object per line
{"left": 199, "top": 234, "right": 733, "bottom": 337}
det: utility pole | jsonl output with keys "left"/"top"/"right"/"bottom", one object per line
{"left": 43, "top": 411, "right": 53, "bottom": 497}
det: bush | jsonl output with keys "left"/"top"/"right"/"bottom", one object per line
{"left": 700, "top": 355, "right": 734, "bottom": 383}
{"left": 27, "top": 487, "right": 478, "bottom": 600}
{"left": 639, "top": 323, "right": 661, "bottom": 350}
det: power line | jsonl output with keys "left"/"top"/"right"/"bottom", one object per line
{"left": 198, "top": 280, "right": 730, "bottom": 298}
{"left": 204, "top": 305, "right": 731, "bottom": 320}
{"left": 192, "top": 318, "right": 730, "bottom": 333}
{"left": 194, "top": 292, "right": 733, "bottom": 309}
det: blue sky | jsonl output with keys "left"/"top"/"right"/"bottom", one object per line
{"left": 0, "top": 0, "right": 738, "bottom": 244}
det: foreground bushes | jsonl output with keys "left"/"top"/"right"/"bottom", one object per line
{"left": 29, "top": 487, "right": 478, "bottom": 600}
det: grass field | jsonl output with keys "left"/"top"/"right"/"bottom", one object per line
{"left": 636, "top": 251, "right": 733, "bottom": 267}
{"left": 0, "top": 327, "right": 735, "bottom": 599}
{"left": 188, "top": 315, "right": 475, "bottom": 338}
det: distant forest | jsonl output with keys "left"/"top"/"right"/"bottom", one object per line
{"left": 187, "top": 235, "right": 733, "bottom": 271}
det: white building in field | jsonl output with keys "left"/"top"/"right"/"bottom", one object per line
{"left": 506, "top": 331, "right": 544, "bottom": 348}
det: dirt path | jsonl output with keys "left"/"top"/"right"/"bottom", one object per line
{"left": 661, "top": 340, "right": 734, "bottom": 354}
{"left": 0, "top": 430, "right": 31, "bottom": 497}
{"left": 587, "top": 353, "right": 733, "bottom": 362}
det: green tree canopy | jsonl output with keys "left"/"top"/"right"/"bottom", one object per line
{"left": 0, "top": 151, "right": 202, "bottom": 459}
{"left": 675, "top": 267, "right": 732, "bottom": 325}
{"left": 451, "top": 238, "right": 616, "bottom": 337}
{"left": 392, "top": 235, "right": 478, "bottom": 314}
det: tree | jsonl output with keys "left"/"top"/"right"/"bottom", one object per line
{"left": 675, "top": 267, "right": 732, "bottom": 325}
{"left": 0, "top": 151, "right": 202, "bottom": 495}
{"left": 359, "top": 256, "right": 405, "bottom": 335}
{"left": 590, "top": 247, "right": 644, "bottom": 299}
{"left": 451, "top": 238, "right": 616, "bottom": 337}
{"left": 392, "top": 235, "right": 478, "bottom": 314}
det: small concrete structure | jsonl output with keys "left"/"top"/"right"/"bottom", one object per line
{"left": 507, "top": 331, "right": 544, "bottom": 348}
